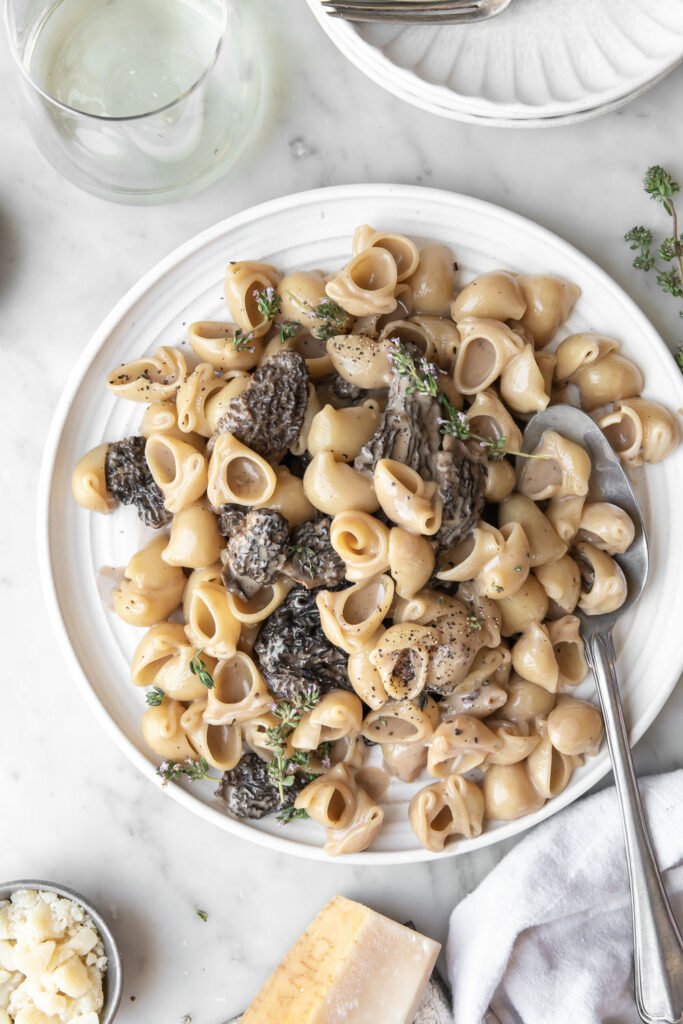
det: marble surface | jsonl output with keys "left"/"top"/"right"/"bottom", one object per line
{"left": 1, "top": 4, "right": 682, "bottom": 1022}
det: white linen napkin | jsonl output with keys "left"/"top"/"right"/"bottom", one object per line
{"left": 447, "top": 770, "right": 683, "bottom": 1024}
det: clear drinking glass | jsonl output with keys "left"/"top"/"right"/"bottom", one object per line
{"left": 5, "top": 0, "right": 261, "bottom": 203}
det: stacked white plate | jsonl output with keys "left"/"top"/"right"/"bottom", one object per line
{"left": 307, "top": 0, "right": 683, "bottom": 127}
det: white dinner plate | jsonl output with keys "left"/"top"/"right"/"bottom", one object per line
{"left": 307, "top": 0, "right": 683, "bottom": 126}
{"left": 39, "top": 184, "right": 683, "bottom": 864}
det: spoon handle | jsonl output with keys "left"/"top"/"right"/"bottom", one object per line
{"left": 588, "top": 629, "right": 683, "bottom": 1024}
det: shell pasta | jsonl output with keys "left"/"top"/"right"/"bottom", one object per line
{"left": 72, "top": 225, "right": 679, "bottom": 857}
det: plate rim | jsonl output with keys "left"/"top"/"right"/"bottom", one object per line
{"left": 38, "top": 182, "right": 683, "bottom": 865}
{"left": 305, "top": 0, "right": 683, "bottom": 127}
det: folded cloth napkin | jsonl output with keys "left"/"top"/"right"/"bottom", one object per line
{"left": 447, "top": 770, "right": 683, "bottom": 1024}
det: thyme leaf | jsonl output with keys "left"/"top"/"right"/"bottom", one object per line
{"left": 656, "top": 268, "right": 683, "bottom": 297}
{"left": 387, "top": 340, "right": 443, "bottom": 398}
{"left": 644, "top": 165, "right": 680, "bottom": 214}
{"left": 277, "top": 806, "right": 310, "bottom": 825}
{"left": 254, "top": 286, "right": 281, "bottom": 322}
{"left": 190, "top": 649, "right": 214, "bottom": 689}
{"left": 289, "top": 542, "right": 320, "bottom": 580}
{"left": 282, "top": 294, "right": 349, "bottom": 341}
{"left": 626, "top": 166, "right": 683, "bottom": 372}
{"left": 312, "top": 298, "right": 349, "bottom": 341}
{"left": 389, "top": 342, "right": 548, "bottom": 461}
{"left": 625, "top": 226, "right": 655, "bottom": 271}
{"left": 266, "top": 686, "right": 322, "bottom": 803}
{"left": 231, "top": 328, "right": 255, "bottom": 352}
{"left": 156, "top": 757, "right": 219, "bottom": 787}
{"left": 279, "top": 321, "right": 301, "bottom": 344}
{"left": 145, "top": 686, "right": 165, "bottom": 706}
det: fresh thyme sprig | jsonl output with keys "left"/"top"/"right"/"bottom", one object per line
{"left": 624, "top": 226, "right": 655, "bottom": 272}
{"left": 281, "top": 293, "right": 350, "bottom": 341}
{"left": 626, "top": 166, "right": 683, "bottom": 372}
{"left": 438, "top": 400, "right": 511, "bottom": 462}
{"left": 189, "top": 649, "right": 214, "bottom": 690}
{"left": 644, "top": 165, "right": 680, "bottom": 215}
{"left": 289, "top": 542, "right": 320, "bottom": 580}
{"left": 145, "top": 686, "right": 165, "bottom": 706}
{"left": 196, "top": 909, "right": 208, "bottom": 923}
{"left": 311, "top": 298, "right": 349, "bottom": 341}
{"left": 275, "top": 742, "right": 332, "bottom": 825}
{"left": 387, "top": 343, "right": 443, "bottom": 398}
{"left": 254, "top": 286, "right": 282, "bottom": 321}
{"left": 231, "top": 328, "right": 255, "bottom": 352}
{"left": 266, "top": 686, "right": 322, "bottom": 803}
{"left": 388, "top": 342, "right": 547, "bottom": 462}
{"left": 280, "top": 321, "right": 301, "bottom": 344}
{"left": 156, "top": 757, "right": 221, "bottom": 787}
{"left": 277, "top": 806, "right": 310, "bottom": 825}
{"left": 316, "top": 741, "right": 333, "bottom": 768}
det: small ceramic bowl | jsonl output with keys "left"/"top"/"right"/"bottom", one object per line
{"left": 0, "top": 879, "right": 122, "bottom": 1023}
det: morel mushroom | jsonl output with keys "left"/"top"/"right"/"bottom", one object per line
{"left": 214, "top": 349, "right": 310, "bottom": 463}
{"left": 281, "top": 451, "right": 312, "bottom": 480}
{"left": 284, "top": 516, "right": 346, "bottom": 590}
{"left": 104, "top": 435, "right": 171, "bottom": 528}
{"left": 254, "top": 587, "right": 350, "bottom": 701}
{"left": 221, "top": 508, "right": 290, "bottom": 595}
{"left": 433, "top": 436, "right": 487, "bottom": 550}
{"left": 354, "top": 353, "right": 443, "bottom": 480}
{"left": 216, "top": 752, "right": 300, "bottom": 820}
{"left": 316, "top": 372, "right": 364, "bottom": 408}
{"left": 216, "top": 503, "right": 246, "bottom": 539}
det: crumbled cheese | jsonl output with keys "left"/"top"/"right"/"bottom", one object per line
{"left": 0, "top": 890, "right": 106, "bottom": 1024}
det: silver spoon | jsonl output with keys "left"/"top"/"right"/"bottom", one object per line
{"left": 521, "top": 404, "right": 683, "bottom": 1024}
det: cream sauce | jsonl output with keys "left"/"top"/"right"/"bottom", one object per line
{"left": 342, "top": 579, "right": 387, "bottom": 626}
{"left": 460, "top": 337, "right": 495, "bottom": 389}
{"left": 603, "top": 418, "right": 636, "bottom": 451}
{"left": 226, "top": 457, "right": 268, "bottom": 501}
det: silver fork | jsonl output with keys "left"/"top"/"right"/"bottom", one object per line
{"left": 322, "top": 0, "right": 512, "bottom": 25}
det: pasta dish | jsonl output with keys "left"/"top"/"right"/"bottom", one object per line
{"left": 71, "top": 226, "right": 680, "bottom": 856}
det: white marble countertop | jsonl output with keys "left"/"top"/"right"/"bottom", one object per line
{"left": 1, "top": 4, "right": 682, "bottom": 1022}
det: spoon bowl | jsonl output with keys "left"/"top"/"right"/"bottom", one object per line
{"left": 521, "top": 404, "right": 649, "bottom": 634}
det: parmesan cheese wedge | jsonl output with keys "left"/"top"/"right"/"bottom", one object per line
{"left": 241, "top": 895, "right": 441, "bottom": 1024}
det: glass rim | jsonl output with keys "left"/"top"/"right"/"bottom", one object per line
{"left": 4, "top": 0, "right": 228, "bottom": 123}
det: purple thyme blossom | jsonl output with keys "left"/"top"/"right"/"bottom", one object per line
{"left": 419, "top": 357, "right": 446, "bottom": 377}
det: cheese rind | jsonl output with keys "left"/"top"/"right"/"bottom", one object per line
{"left": 241, "top": 896, "right": 441, "bottom": 1024}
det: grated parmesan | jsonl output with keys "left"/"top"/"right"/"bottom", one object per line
{"left": 0, "top": 889, "right": 107, "bottom": 1024}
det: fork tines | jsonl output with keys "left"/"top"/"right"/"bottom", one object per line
{"left": 322, "top": 0, "right": 485, "bottom": 21}
{"left": 323, "top": 0, "right": 483, "bottom": 7}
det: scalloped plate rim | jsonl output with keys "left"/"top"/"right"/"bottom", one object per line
{"left": 306, "top": 0, "right": 683, "bottom": 125}
{"left": 38, "top": 183, "right": 683, "bottom": 864}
